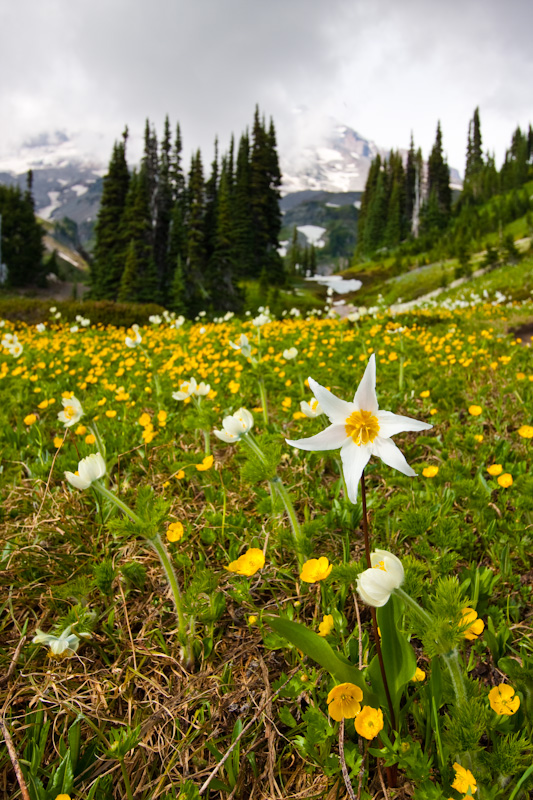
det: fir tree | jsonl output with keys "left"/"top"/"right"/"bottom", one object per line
{"left": 0, "top": 184, "right": 44, "bottom": 287}
{"left": 92, "top": 130, "right": 130, "bottom": 299}
{"left": 425, "top": 122, "right": 451, "bottom": 230}
{"left": 204, "top": 138, "right": 219, "bottom": 266}
{"left": 233, "top": 131, "right": 254, "bottom": 277}
{"left": 185, "top": 150, "right": 208, "bottom": 315}
{"left": 117, "top": 240, "right": 140, "bottom": 302}
{"left": 464, "top": 108, "right": 484, "bottom": 201}
{"left": 207, "top": 160, "right": 242, "bottom": 312}
{"left": 153, "top": 115, "right": 173, "bottom": 298}
{"left": 169, "top": 255, "right": 187, "bottom": 314}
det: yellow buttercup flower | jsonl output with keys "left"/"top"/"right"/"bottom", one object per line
{"left": 420, "top": 390, "right": 430, "bottom": 398}
{"left": 196, "top": 455, "right": 214, "bottom": 471}
{"left": 300, "top": 557, "right": 333, "bottom": 583}
{"left": 468, "top": 405, "right": 483, "bottom": 416}
{"left": 248, "top": 615, "right": 258, "bottom": 625}
{"left": 422, "top": 465, "right": 439, "bottom": 478}
{"left": 225, "top": 548, "right": 265, "bottom": 576}
{"left": 452, "top": 763, "right": 477, "bottom": 795}
{"left": 167, "top": 521, "right": 184, "bottom": 542}
{"left": 176, "top": 469, "right": 185, "bottom": 479}
{"left": 517, "top": 424, "right": 533, "bottom": 438}
{"left": 354, "top": 705, "right": 384, "bottom": 739}
{"left": 473, "top": 434, "right": 484, "bottom": 442}
{"left": 412, "top": 667, "right": 426, "bottom": 682}
{"left": 85, "top": 433, "right": 96, "bottom": 445}
{"left": 327, "top": 683, "right": 363, "bottom": 721}
{"left": 53, "top": 436, "right": 63, "bottom": 449}
{"left": 318, "top": 614, "right": 334, "bottom": 637}
{"left": 487, "top": 464, "right": 503, "bottom": 476}
{"left": 138, "top": 412, "right": 151, "bottom": 427}
{"left": 460, "top": 607, "right": 484, "bottom": 641}
{"left": 55, "top": 795, "right": 72, "bottom": 800}
{"left": 488, "top": 684, "right": 520, "bottom": 715}
{"left": 24, "top": 414, "right": 37, "bottom": 425}
{"left": 497, "top": 473, "right": 513, "bottom": 488}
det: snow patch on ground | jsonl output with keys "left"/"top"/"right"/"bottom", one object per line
{"left": 297, "top": 225, "right": 326, "bottom": 247}
{"left": 71, "top": 184, "right": 89, "bottom": 196}
{"left": 38, "top": 191, "right": 62, "bottom": 220}
{"left": 306, "top": 274, "right": 363, "bottom": 294}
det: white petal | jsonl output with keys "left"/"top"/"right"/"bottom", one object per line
{"left": 377, "top": 410, "right": 432, "bottom": 438}
{"left": 372, "top": 437, "right": 416, "bottom": 477}
{"left": 371, "top": 549, "right": 405, "bottom": 586}
{"left": 308, "top": 377, "right": 354, "bottom": 424}
{"left": 353, "top": 354, "right": 378, "bottom": 413}
{"left": 214, "top": 429, "right": 238, "bottom": 443}
{"left": 286, "top": 424, "right": 349, "bottom": 452}
{"left": 65, "top": 471, "right": 91, "bottom": 490}
{"left": 340, "top": 441, "right": 372, "bottom": 503}
{"left": 357, "top": 569, "right": 397, "bottom": 607}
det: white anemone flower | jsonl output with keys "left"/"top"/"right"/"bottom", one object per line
{"left": 65, "top": 452, "right": 106, "bottom": 490}
{"left": 125, "top": 324, "right": 142, "bottom": 348}
{"left": 357, "top": 549, "right": 404, "bottom": 607}
{"left": 214, "top": 408, "right": 254, "bottom": 443}
{"left": 194, "top": 381, "right": 211, "bottom": 397}
{"left": 252, "top": 312, "right": 270, "bottom": 327}
{"left": 58, "top": 395, "right": 84, "bottom": 428}
{"left": 283, "top": 347, "right": 298, "bottom": 360}
{"left": 229, "top": 333, "right": 252, "bottom": 358}
{"left": 300, "top": 398, "right": 324, "bottom": 418}
{"left": 32, "top": 624, "right": 91, "bottom": 658}
{"left": 172, "top": 377, "right": 197, "bottom": 401}
{"left": 286, "top": 354, "right": 432, "bottom": 502}
{"left": 36, "top": 323, "right": 46, "bottom": 332}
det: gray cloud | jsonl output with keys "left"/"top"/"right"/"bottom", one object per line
{"left": 0, "top": 0, "right": 532, "bottom": 173}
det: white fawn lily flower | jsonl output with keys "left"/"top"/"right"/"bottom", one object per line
{"left": 65, "top": 452, "right": 106, "bottom": 490}
{"left": 300, "top": 397, "right": 324, "bottom": 418}
{"left": 286, "top": 354, "right": 432, "bottom": 502}
{"left": 125, "top": 324, "right": 142, "bottom": 348}
{"left": 229, "top": 333, "right": 252, "bottom": 358}
{"left": 58, "top": 395, "right": 84, "bottom": 428}
{"left": 214, "top": 408, "right": 254, "bottom": 443}
{"left": 357, "top": 549, "right": 405, "bottom": 607}
{"left": 172, "top": 377, "right": 197, "bottom": 401}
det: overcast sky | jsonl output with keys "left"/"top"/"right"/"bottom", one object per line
{"left": 1, "top": 0, "right": 532, "bottom": 177}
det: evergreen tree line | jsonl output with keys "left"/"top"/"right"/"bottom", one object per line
{"left": 286, "top": 227, "right": 318, "bottom": 276}
{"left": 91, "top": 107, "right": 284, "bottom": 316}
{"left": 357, "top": 109, "right": 533, "bottom": 258}
{"left": 0, "top": 173, "right": 44, "bottom": 287}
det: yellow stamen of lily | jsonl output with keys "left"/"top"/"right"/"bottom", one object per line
{"left": 345, "top": 409, "right": 380, "bottom": 446}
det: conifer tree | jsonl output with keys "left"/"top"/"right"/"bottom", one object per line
{"left": 92, "top": 130, "right": 130, "bottom": 298}
{"left": 142, "top": 119, "right": 159, "bottom": 234}
{"left": 168, "top": 123, "right": 188, "bottom": 280}
{"left": 169, "top": 255, "right": 187, "bottom": 314}
{"left": 464, "top": 108, "right": 485, "bottom": 202}
{"left": 233, "top": 131, "right": 254, "bottom": 277}
{"left": 0, "top": 183, "right": 44, "bottom": 287}
{"left": 207, "top": 160, "right": 242, "bottom": 312}
{"left": 426, "top": 122, "right": 451, "bottom": 230}
{"left": 117, "top": 240, "right": 140, "bottom": 302}
{"left": 204, "top": 138, "right": 219, "bottom": 266}
{"left": 185, "top": 150, "right": 208, "bottom": 314}
{"left": 153, "top": 115, "right": 173, "bottom": 298}
{"left": 118, "top": 167, "right": 159, "bottom": 303}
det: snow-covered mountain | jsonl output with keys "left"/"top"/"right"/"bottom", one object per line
{"left": 281, "top": 124, "right": 382, "bottom": 195}
{"left": 0, "top": 122, "right": 462, "bottom": 248}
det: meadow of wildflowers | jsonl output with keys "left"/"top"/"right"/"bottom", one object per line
{"left": 0, "top": 292, "right": 532, "bottom": 799}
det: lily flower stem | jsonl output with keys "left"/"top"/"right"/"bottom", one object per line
{"left": 360, "top": 471, "right": 397, "bottom": 739}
